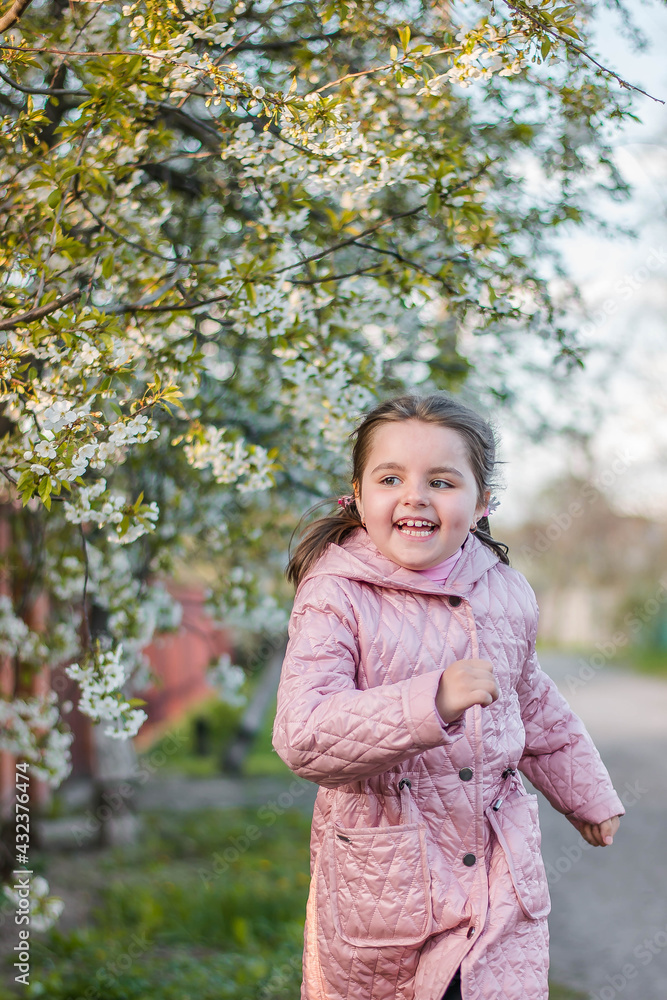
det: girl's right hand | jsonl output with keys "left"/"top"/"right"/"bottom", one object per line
{"left": 435, "top": 658, "right": 499, "bottom": 724}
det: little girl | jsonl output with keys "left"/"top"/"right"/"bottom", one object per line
{"left": 272, "top": 393, "right": 624, "bottom": 1000}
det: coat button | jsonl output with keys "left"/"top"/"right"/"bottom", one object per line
{"left": 463, "top": 853, "right": 476, "bottom": 867}
{"left": 448, "top": 595, "right": 462, "bottom": 607}
{"left": 459, "top": 767, "right": 473, "bottom": 781}
{"left": 467, "top": 926, "right": 476, "bottom": 939}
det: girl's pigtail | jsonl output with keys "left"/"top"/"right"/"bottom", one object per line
{"left": 285, "top": 496, "right": 364, "bottom": 589}
{"left": 474, "top": 515, "right": 509, "bottom": 565}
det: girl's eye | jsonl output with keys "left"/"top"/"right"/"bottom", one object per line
{"left": 379, "top": 476, "right": 452, "bottom": 488}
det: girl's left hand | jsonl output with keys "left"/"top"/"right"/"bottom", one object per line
{"left": 571, "top": 814, "right": 621, "bottom": 847}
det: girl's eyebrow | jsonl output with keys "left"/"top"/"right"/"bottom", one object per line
{"left": 371, "top": 462, "right": 464, "bottom": 478}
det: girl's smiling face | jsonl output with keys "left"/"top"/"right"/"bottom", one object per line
{"left": 353, "top": 419, "right": 489, "bottom": 570}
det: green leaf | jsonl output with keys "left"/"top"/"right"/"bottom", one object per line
{"left": 38, "top": 476, "right": 52, "bottom": 502}
{"left": 126, "top": 53, "right": 143, "bottom": 76}
{"left": 390, "top": 44, "right": 398, "bottom": 61}
{"left": 398, "top": 25, "right": 411, "bottom": 52}
{"left": 426, "top": 191, "right": 441, "bottom": 216}
{"left": 17, "top": 470, "right": 34, "bottom": 492}
{"left": 162, "top": 387, "right": 183, "bottom": 403}
{"left": 47, "top": 190, "right": 62, "bottom": 209}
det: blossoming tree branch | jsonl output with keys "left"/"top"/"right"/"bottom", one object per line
{"left": 0, "top": 0, "right": 658, "bottom": 882}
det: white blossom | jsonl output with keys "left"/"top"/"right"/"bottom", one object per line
{"left": 0, "top": 691, "right": 73, "bottom": 787}
{"left": 183, "top": 426, "right": 274, "bottom": 492}
{"left": 3, "top": 875, "right": 64, "bottom": 933}
{"left": 0, "top": 596, "right": 48, "bottom": 664}
{"left": 66, "top": 645, "right": 148, "bottom": 740}
{"left": 206, "top": 652, "right": 247, "bottom": 707}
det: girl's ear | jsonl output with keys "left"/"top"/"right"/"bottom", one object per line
{"left": 353, "top": 482, "right": 363, "bottom": 519}
{"left": 475, "top": 489, "right": 491, "bottom": 522}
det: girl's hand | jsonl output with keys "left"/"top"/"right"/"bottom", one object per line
{"left": 435, "top": 658, "right": 499, "bottom": 724}
{"left": 571, "top": 814, "right": 621, "bottom": 846}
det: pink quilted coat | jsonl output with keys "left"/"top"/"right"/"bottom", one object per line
{"left": 272, "top": 527, "right": 625, "bottom": 1000}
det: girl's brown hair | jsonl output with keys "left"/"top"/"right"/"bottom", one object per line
{"left": 285, "top": 392, "right": 509, "bottom": 589}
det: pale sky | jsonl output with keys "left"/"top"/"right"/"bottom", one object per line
{"left": 472, "top": 1, "right": 667, "bottom": 529}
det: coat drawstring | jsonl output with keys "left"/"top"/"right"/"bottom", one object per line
{"left": 493, "top": 768, "right": 517, "bottom": 811}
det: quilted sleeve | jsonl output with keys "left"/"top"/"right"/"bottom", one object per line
{"left": 516, "top": 582, "right": 625, "bottom": 826}
{"left": 271, "top": 574, "right": 466, "bottom": 788}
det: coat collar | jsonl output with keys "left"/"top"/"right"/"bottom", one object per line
{"left": 302, "top": 527, "right": 499, "bottom": 598}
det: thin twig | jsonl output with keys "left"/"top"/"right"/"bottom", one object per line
{"left": 79, "top": 524, "right": 92, "bottom": 652}
{"left": 352, "top": 241, "right": 462, "bottom": 291}
{"left": 0, "top": 44, "right": 146, "bottom": 56}
{"left": 0, "top": 468, "right": 18, "bottom": 487}
{"left": 501, "top": 0, "right": 664, "bottom": 104}
{"left": 100, "top": 289, "right": 231, "bottom": 315}
{"left": 291, "top": 263, "right": 384, "bottom": 285}
{"left": 271, "top": 204, "right": 427, "bottom": 275}
{"left": 310, "top": 43, "right": 460, "bottom": 96}
{"left": 0, "top": 0, "right": 34, "bottom": 33}
{"left": 78, "top": 193, "right": 197, "bottom": 264}
{"left": 0, "top": 289, "right": 81, "bottom": 330}
{"left": 0, "top": 67, "right": 86, "bottom": 97}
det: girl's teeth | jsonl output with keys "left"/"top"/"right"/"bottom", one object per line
{"left": 397, "top": 522, "right": 436, "bottom": 537}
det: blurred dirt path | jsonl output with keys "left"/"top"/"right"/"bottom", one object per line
{"left": 533, "top": 651, "right": 667, "bottom": 1000}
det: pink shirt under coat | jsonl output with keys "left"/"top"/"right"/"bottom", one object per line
{"left": 412, "top": 546, "right": 462, "bottom": 585}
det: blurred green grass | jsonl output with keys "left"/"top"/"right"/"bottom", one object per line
{"left": 136, "top": 695, "right": 245, "bottom": 778}
{"left": 549, "top": 987, "right": 588, "bottom": 1000}
{"left": 243, "top": 695, "right": 293, "bottom": 777}
{"left": 536, "top": 638, "right": 667, "bottom": 680}
{"left": 615, "top": 646, "right": 667, "bottom": 677}
{"left": 138, "top": 691, "right": 293, "bottom": 779}
{"left": 0, "top": 807, "right": 310, "bottom": 999}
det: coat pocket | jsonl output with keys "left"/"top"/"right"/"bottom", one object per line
{"left": 323, "top": 821, "right": 433, "bottom": 947}
{"left": 485, "top": 792, "right": 551, "bottom": 920}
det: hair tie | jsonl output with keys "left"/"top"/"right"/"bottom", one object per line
{"left": 337, "top": 495, "right": 355, "bottom": 509}
{"left": 481, "top": 496, "right": 500, "bottom": 519}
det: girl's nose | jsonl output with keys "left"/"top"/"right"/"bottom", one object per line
{"left": 401, "top": 483, "right": 429, "bottom": 506}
